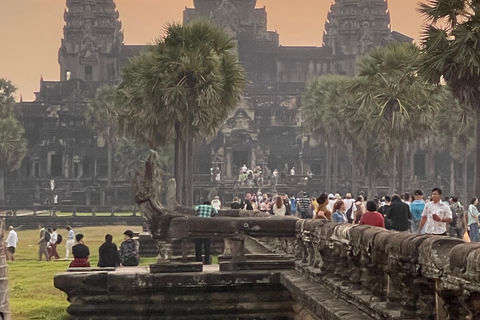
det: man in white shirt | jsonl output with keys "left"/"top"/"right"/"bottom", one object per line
{"left": 5, "top": 226, "right": 18, "bottom": 261}
{"left": 211, "top": 196, "right": 222, "bottom": 210}
{"left": 418, "top": 188, "right": 452, "bottom": 235}
{"left": 327, "top": 194, "right": 336, "bottom": 212}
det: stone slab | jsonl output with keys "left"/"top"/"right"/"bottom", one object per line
{"left": 149, "top": 262, "right": 203, "bottom": 273}
{"left": 219, "top": 260, "right": 295, "bottom": 271}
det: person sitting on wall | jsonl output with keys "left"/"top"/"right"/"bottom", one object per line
{"left": 98, "top": 234, "right": 121, "bottom": 268}
{"left": 69, "top": 234, "right": 90, "bottom": 268}
{"left": 119, "top": 230, "right": 140, "bottom": 266}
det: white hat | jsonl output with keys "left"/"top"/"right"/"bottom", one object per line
{"left": 328, "top": 193, "right": 335, "bottom": 199}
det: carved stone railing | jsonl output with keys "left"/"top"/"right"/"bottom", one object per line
{"left": 286, "top": 220, "right": 480, "bottom": 320}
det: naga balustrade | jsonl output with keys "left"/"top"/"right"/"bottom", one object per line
{"left": 280, "top": 220, "right": 480, "bottom": 320}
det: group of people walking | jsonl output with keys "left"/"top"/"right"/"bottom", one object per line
{"left": 4, "top": 224, "right": 140, "bottom": 268}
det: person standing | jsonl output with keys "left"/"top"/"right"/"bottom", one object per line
{"left": 98, "top": 234, "right": 121, "bottom": 267}
{"left": 315, "top": 193, "right": 332, "bottom": 220}
{"left": 69, "top": 234, "right": 90, "bottom": 268}
{"left": 467, "top": 198, "right": 480, "bottom": 242}
{"left": 273, "top": 196, "right": 286, "bottom": 216}
{"left": 65, "top": 225, "right": 75, "bottom": 259}
{"left": 211, "top": 196, "right": 222, "bottom": 210}
{"left": 120, "top": 230, "right": 140, "bottom": 266}
{"left": 5, "top": 226, "right": 18, "bottom": 261}
{"left": 331, "top": 200, "right": 347, "bottom": 223}
{"left": 194, "top": 200, "right": 217, "bottom": 264}
{"left": 410, "top": 190, "right": 426, "bottom": 233}
{"left": 385, "top": 195, "right": 412, "bottom": 231}
{"left": 360, "top": 201, "right": 385, "bottom": 228}
{"left": 343, "top": 193, "right": 357, "bottom": 223}
{"left": 297, "top": 192, "right": 312, "bottom": 219}
{"left": 449, "top": 197, "right": 466, "bottom": 239}
{"left": 48, "top": 228, "right": 60, "bottom": 260}
{"left": 418, "top": 188, "right": 453, "bottom": 236}
{"left": 38, "top": 224, "right": 50, "bottom": 261}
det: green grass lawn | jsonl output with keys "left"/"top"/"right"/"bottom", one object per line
{"left": 8, "top": 225, "right": 154, "bottom": 320}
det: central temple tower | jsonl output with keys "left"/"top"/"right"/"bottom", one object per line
{"left": 58, "top": 0, "right": 124, "bottom": 82}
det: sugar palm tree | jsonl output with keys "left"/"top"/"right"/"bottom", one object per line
{"left": 85, "top": 85, "right": 118, "bottom": 187}
{"left": 353, "top": 43, "right": 442, "bottom": 194}
{"left": 0, "top": 79, "right": 27, "bottom": 204}
{"left": 116, "top": 21, "right": 245, "bottom": 206}
{"left": 435, "top": 88, "right": 475, "bottom": 199}
{"left": 419, "top": 0, "right": 480, "bottom": 194}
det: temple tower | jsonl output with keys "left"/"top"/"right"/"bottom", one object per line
{"left": 58, "top": 0, "right": 124, "bottom": 82}
{"left": 323, "top": 0, "right": 391, "bottom": 74}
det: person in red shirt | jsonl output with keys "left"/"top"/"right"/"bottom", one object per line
{"left": 360, "top": 200, "right": 385, "bottom": 228}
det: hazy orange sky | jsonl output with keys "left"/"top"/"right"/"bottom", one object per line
{"left": 0, "top": 0, "right": 424, "bottom": 101}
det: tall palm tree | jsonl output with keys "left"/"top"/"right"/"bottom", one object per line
{"left": 85, "top": 85, "right": 118, "bottom": 187}
{"left": 0, "top": 79, "right": 27, "bottom": 204}
{"left": 116, "top": 21, "right": 245, "bottom": 206}
{"left": 353, "top": 43, "right": 442, "bottom": 195}
{"left": 302, "top": 75, "right": 354, "bottom": 193}
{"left": 435, "top": 88, "right": 475, "bottom": 199}
{"left": 419, "top": 0, "right": 480, "bottom": 195}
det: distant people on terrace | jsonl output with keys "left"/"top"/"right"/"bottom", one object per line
{"left": 467, "top": 198, "right": 480, "bottom": 242}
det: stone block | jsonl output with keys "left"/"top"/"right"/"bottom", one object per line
{"left": 149, "top": 262, "right": 203, "bottom": 273}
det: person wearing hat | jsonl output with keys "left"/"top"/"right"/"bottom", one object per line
{"left": 119, "top": 230, "right": 139, "bottom": 266}
{"left": 410, "top": 190, "right": 426, "bottom": 233}
{"left": 211, "top": 196, "right": 221, "bottom": 210}
{"left": 327, "top": 194, "right": 336, "bottom": 212}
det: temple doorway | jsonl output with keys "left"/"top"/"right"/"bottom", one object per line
{"left": 233, "top": 151, "right": 249, "bottom": 173}
{"left": 51, "top": 154, "right": 63, "bottom": 177}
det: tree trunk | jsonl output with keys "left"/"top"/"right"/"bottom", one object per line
{"left": 464, "top": 151, "right": 468, "bottom": 202}
{"left": 107, "top": 141, "right": 113, "bottom": 187}
{"left": 475, "top": 115, "right": 480, "bottom": 196}
{"left": 351, "top": 144, "right": 357, "bottom": 197}
{"left": 399, "top": 141, "right": 405, "bottom": 195}
{"left": 185, "top": 122, "right": 194, "bottom": 207}
{"left": 367, "top": 168, "right": 376, "bottom": 202}
{"left": 174, "top": 135, "right": 184, "bottom": 205}
{"left": 333, "top": 145, "right": 338, "bottom": 192}
{"left": 450, "top": 156, "right": 455, "bottom": 197}
{"left": 0, "top": 167, "right": 4, "bottom": 205}
{"left": 325, "top": 142, "right": 331, "bottom": 192}
{"left": 389, "top": 145, "right": 397, "bottom": 195}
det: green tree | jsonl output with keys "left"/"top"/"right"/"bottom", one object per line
{"left": 353, "top": 43, "right": 442, "bottom": 194}
{"left": 0, "top": 79, "right": 28, "bottom": 204}
{"left": 114, "top": 137, "right": 174, "bottom": 181}
{"left": 419, "top": 0, "right": 480, "bottom": 195}
{"left": 116, "top": 21, "right": 245, "bottom": 206}
{"left": 434, "top": 88, "right": 475, "bottom": 198}
{"left": 302, "top": 75, "right": 355, "bottom": 193}
{"left": 85, "top": 85, "right": 118, "bottom": 187}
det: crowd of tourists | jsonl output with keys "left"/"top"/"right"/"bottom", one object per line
{"left": 5, "top": 224, "right": 141, "bottom": 268}
{"left": 200, "top": 187, "right": 476, "bottom": 241}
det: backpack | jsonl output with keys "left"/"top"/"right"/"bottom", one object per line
{"left": 346, "top": 205, "right": 354, "bottom": 223}
{"left": 44, "top": 231, "right": 51, "bottom": 242}
{"left": 450, "top": 204, "right": 462, "bottom": 227}
{"left": 56, "top": 234, "right": 63, "bottom": 245}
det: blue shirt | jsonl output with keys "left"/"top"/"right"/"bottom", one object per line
{"left": 410, "top": 200, "right": 425, "bottom": 220}
{"left": 332, "top": 211, "right": 347, "bottom": 223}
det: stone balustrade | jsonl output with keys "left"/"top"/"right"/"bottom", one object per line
{"left": 289, "top": 220, "right": 480, "bottom": 320}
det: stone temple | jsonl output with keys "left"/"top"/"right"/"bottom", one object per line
{"left": 12, "top": 0, "right": 425, "bottom": 206}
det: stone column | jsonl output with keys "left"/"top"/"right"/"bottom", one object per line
{"left": 250, "top": 148, "right": 256, "bottom": 170}
{"left": 225, "top": 148, "right": 232, "bottom": 179}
